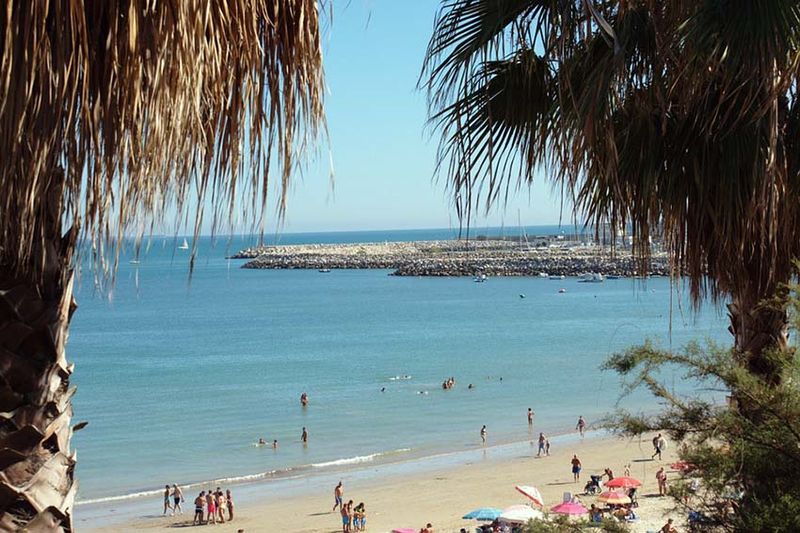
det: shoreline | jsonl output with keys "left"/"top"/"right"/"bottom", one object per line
{"left": 79, "top": 430, "right": 682, "bottom": 532}
{"left": 234, "top": 240, "right": 669, "bottom": 277}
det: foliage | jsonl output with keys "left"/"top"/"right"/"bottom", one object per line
{"left": 421, "top": 0, "right": 800, "bottom": 310}
{"left": 602, "top": 285, "right": 800, "bottom": 532}
{"left": 522, "top": 515, "right": 629, "bottom": 532}
{"left": 0, "top": 0, "right": 326, "bottom": 287}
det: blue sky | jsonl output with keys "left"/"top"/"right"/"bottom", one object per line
{"left": 273, "top": 1, "right": 569, "bottom": 233}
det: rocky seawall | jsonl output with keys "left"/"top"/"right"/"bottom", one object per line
{"left": 236, "top": 240, "right": 670, "bottom": 277}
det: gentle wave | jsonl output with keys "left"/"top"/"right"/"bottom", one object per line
{"left": 311, "top": 448, "right": 412, "bottom": 469}
{"left": 77, "top": 448, "right": 412, "bottom": 506}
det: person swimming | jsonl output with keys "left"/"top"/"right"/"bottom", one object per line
{"left": 257, "top": 437, "right": 266, "bottom": 446}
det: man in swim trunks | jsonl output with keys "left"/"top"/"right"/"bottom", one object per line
{"left": 206, "top": 490, "right": 217, "bottom": 524}
{"left": 333, "top": 481, "right": 344, "bottom": 511}
{"left": 340, "top": 500, "right": 351, "bottom": 532}
{"left": 172, "top": 484, "right": 183, "bottom": 515}
{"left": 193, "top": 491, "right": 205, "bottom": 525}
{"left": 571, "top": 454, "right": 582, "bottom": 481}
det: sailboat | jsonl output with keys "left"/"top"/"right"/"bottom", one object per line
{"left": 178, "top": 238, "right": 189, "bottom": 250}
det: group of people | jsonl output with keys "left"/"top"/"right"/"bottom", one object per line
{"left": 536, "top": 432, "right": 551, "bottom": 456}
{"left": 191, "top": 487, "right": 234, "bottom": 525}
{"left": 441, "top": 377, "right": 456, "bottom": 390}
{"left": 162, "top": 484, "right": 184, "bottom": 515}
{"left": 256, "top": 427, "right": 308, "bottom": 448}
{"left": 332, "top": 482, "right": 367, "bottom": 532}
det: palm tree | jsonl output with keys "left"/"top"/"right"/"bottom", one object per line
{"left": 422, "top": 1, "right": 800, "bottom": 382}
{"left": 0, "top": 1, "right": 324, "bottom": 529}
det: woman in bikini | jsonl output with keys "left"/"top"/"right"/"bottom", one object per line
{"left": 216, "top": 490, "right": 226, "bottom": 523}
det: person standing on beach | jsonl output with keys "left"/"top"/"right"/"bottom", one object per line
{"left": 571, "top": 454, "right": 582, "bottom": 482}
{"left": 172, "top": 484, "right": 184, "bottom": 515}
{"left": 333, "top": 481, "right": 344, "bottom": 511}
{"left": 193, "top": 491, "right": 205, "bottom": 525}
{"left": 480, "top": 425, "right": 487, "bottom": 445}
{"left": 656, "top": 467, "right": 668, "bottom": 496}
{"left": 528, "top": 408, "right": 534, "bottom": 426}
{"left": 652, "top": 433, "right": 663, "bottom": 460}
{"left": 216, "top": 489, "right": 226, "bottom": 523}
{"left": 576, "top": 416, "right": 586, "bottom": 437}
{"left": 162, "top": 484, "right": 172, "bottom": 515}
{"left": 537, "top": 433, "right": 546, "bottom": 457}
{"left": 226, "top": 489, "right": 235, "bottom": 521}
{"left": 206, "top": 490, "right": 217, "bottom": 524}
{"left": 302, "top": 427, "right": 308, "bottom": 444}
{"left": 340, "top": 500, "right": 351, "bottom": 533}
{"left": 545, "top": 437, "right": 551, "bottom": 456}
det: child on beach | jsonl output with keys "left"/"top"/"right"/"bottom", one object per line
{"left": 537, "top": 433, "right": 546, "bottom": 457}
{"left": 545, "top": 437, "right": 551, "bottom": 455}
{"left": 353, "top": 502, "right": 366, "bottom": 531}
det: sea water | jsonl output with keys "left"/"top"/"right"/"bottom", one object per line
{"left": 69, "top": 227, "right": 729, "bottom": 507}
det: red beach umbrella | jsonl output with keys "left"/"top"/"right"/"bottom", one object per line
{"left": 550, "top": 501, "right": 588, "bottom": 515}
{"left": 605, "top": 476, "right": 642, "bottom": 489}
{"left": 597, "top": 491, "right": 631, "bottom": 505}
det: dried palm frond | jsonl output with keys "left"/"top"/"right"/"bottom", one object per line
{"left": 0, "top": 0, "right": 327, "bottom": 290}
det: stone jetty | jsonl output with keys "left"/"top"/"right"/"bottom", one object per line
{"left": 234, "top": 240, "right": 670, "bottom": 277}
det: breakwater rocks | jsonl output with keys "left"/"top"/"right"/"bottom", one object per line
{"left": 237, "top": 240, "right": 670, "bottom": 277}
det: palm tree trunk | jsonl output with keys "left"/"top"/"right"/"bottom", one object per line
{"left": 728, "top": 284, "right": 791, "bottom": 385}
{"left": 0, "top": 265, "right": 77, "bottom": 531}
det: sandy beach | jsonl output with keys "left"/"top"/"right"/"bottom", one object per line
{"left": 93, "top": 433, "right": 683, "bottom": 532}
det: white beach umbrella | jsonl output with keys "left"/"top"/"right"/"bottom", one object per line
{"left": 498, "top": 504, "right": 544, "bottom": 524}
{"left": 515, "top": 485, "right": 544, "bottom": 507}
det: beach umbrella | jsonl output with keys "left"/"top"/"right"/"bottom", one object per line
{"left": 515, "top": 485, "right": 545, "bottom": 507}
{"left": 550, "top": 501, "right": 588, "bottom": 515}
{"left": 392, "top": 529, "right": 416, "bottom": 533}
{"left": 597, "top": 491, "right": 631, "bottom": 505}
{"left": 498, "top": 504, "right": 544, "bottom": 524}
{"left": 462, "top": 507, "right": 503, "bottom": 521}
{"left": 605, "top": 476, "right": 642, "bottom": 489}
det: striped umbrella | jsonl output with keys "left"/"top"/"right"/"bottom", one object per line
{"left": 551, "top": 501, "right": 588, "bottom": 515}
{"left": 515, "top": 485, "right": 544, "bottom": 507}
{"left": 605, "top": 476, "right": 642, "bottom": 489}
{"left": 597, "top": 491, "right": 631, "bottom": 505}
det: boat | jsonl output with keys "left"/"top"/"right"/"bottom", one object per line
{"left": 549, "top": 275, "right": 565, "bottom": 280}
{"left": 538, "top": 272, "right": 548, "bottom": 278}
{"left": 474, "top": 274, "right": 488, "bottom": 283}
{"left": 318, "top": 268, "right": 331, "bottom": 273}
{"left": 178, "top": 238, "right": 189, "bottom": 250}
{"left": 579, "top": 273, "right": 605, "bottom": 283}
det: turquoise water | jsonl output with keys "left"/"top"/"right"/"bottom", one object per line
{"left": 69, "top": 227, "right": 729, "bottom": 505}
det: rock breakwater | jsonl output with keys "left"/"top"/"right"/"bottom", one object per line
{"left": 236, "top": 240, "right": 669, "bottom": 277}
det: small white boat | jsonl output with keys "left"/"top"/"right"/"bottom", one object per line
{"left": 318, "top": 268, "right": 331, "bottom": 273}
{"left": 549, "top": 274, "right": 565, "bottom": 280}
{"left": 538, "top": 272, "right": 548, "bottom": 278}
{"left": 178, "top": 238, "right": 189, "bottom": 250}
{"left": 579, "top": 273, "right": 605, "bottom": 283}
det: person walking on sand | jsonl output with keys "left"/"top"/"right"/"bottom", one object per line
{"left": 333, "top": 481, "right": 344, "bottom": 511}
{"left": 537, "top": 432, "right": 546, "bottom": 457}
{"left": 301, "top": 426, "right": 308, "bottom": 444}
{"left": 571, "top": 454, "right": 582, "bottom": 482}
{"left": 652, "top": 433, "right": 663, "bottom": 460}
{"left": 162, "top": 484, "right": 172, "bottom": 515}
{"left": 576, "top": 416, "right": 586, "bottom": 437}
{"left": 656, "top": 466, "right": 668, "bottom": 496}
{"left": 480, "top": 425, "right": 487, "bottom": 445}
{"left": 528, "top": 408, "right": 534, "bottom": 426}
{"left": 545, "top": 437, "right": 551, "bottom": 456}
{"left": 193, "top": 491, "right": 205, "bottom": 525}
{"left": 226, "top": 489, "right": 235, "bottom": 521}
{"left": 172, "top": 484, "right": 184, "bottom": 515}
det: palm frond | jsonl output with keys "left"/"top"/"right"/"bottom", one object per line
{"left": 0, "top": 0, "right": 326, "bottom": 289}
